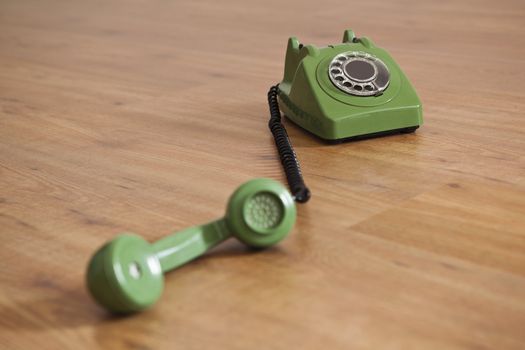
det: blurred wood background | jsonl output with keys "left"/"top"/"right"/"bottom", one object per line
{"left": 1, "top": 0, "right": 524, "bottom": 349}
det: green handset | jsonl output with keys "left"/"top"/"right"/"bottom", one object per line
{"left": 268, "top": 29, "right": 423, "bottom": 201}
{"left": 86, "top": 178, "right": 296, "bottom": 313}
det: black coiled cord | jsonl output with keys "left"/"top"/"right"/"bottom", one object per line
{"left": 267, "top": 84, "right": 311, "bottom": 203}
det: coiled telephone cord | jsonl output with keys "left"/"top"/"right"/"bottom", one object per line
{"left": 267, "top": 84, "right": 311, "bottom": 203}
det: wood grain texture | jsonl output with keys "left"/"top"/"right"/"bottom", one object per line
{"left": 1, "top": 0, "right": 524, "bottom": 349}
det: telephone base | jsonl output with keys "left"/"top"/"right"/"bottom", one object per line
{"left": 278, "top": 29, "right": 423, "bottom": 142}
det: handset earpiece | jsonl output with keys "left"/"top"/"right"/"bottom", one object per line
{"left": 86, "top": 178, "right": 296, "bottom": 313}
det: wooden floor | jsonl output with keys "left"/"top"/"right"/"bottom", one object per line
{"left": 1, "top": 0, "right": 524, "bottom": 349}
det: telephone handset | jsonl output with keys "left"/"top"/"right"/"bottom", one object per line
{"left": 268, "top": 29, "right": 423, "bottom": 202}
{"left": 87, "top": 178, "right": 296, "bottom": 313}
